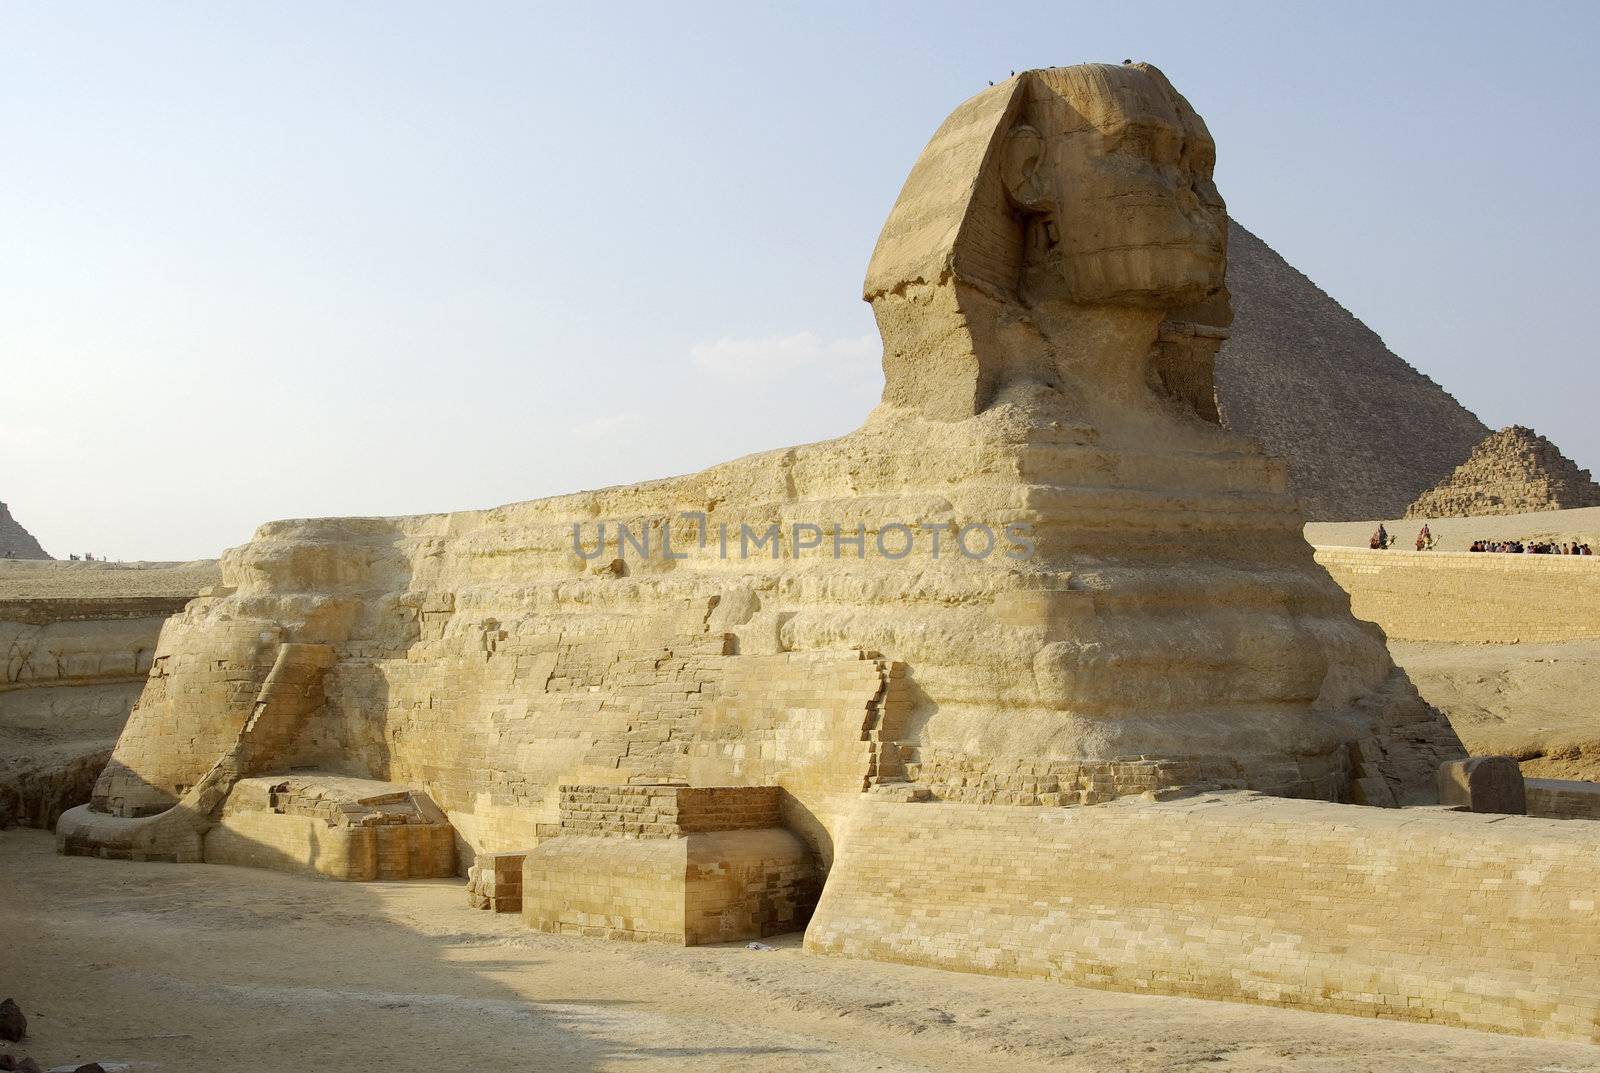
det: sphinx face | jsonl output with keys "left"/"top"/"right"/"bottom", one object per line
{"left": 1025, "top": 64, "right": 1227, "bottom": 308}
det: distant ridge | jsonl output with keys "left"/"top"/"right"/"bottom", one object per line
{"left": 1405, "top": 425, "right": 1600, "bottom": 518}
{"left": 1217, "top": 220, "right": 1489, "bottom": 521}
{"left": 0, "top": 500, "right": 51, "bottom": 559}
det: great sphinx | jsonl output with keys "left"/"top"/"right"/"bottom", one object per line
{"left": 59, "top": 63, "right": 1461, "bottom": 873}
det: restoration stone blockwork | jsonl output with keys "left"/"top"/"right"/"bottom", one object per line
{"left": 467, "top": 850, "right": 526, "bottom": 911}
{"left": 201, "top": 775, "right": 456, "bottom": 881}
{"left": 522, "top": 783, "right": 817, "bottom": 945}
{"left": 1313, "top": 547, "right": 1600, "bottom": 643}
{"left": 807, "top": 794, "right": 1600, "bottom": 1042}
{"left": 1526, "top": 778, "right": 1600, "bottom": 821}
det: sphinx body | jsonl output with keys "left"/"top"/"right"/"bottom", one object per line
{"left": 66, "top": 65, "right": 1462, "bottom": 871}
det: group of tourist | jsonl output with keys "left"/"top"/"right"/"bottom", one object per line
{"left": 1366, "top": 524, "right": 1594, "bottom": 554}
{"left": 1470, "top": 539, "right": 1593, "bottom": 555}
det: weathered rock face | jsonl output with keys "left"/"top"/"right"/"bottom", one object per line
{"left": 1216, "top": 224, "right": 1489, "bottom": 521}
{"left": 0, "top": 748, "right": 111, "bottom": 830}
{"left": 1, "top": 562, "right": 217, "bottom": 829}
{"left": 1405, "top": 425, "right": 1600, "bottom": 518}
{"left": 0, "top": 501, "right": 49, "bottom": 560}
{"left": 74, "top": 65, "right": 1462, "bottom": 871}
{"left": 1, "top": 594, "right": 194, "bottom": 828}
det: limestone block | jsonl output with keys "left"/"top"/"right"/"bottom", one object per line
{"left": 467, "top": 850, "right": 527, "bottom": 911}
{"left": 1438, "top": 756, "right": 1527, "bottom": 815}
{"left": 522, "top": 827, "right": 816, "bottom": 945}
{"left": 524, "top": 783, "right": 818, "bottom": 944}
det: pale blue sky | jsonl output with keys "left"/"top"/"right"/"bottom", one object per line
{"left": 4, "top": 1, "right": 1596, "bottom": 560}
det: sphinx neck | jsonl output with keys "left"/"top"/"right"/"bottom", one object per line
{"left": 1028, "top": 300, "right": 1167, "bottom": 407}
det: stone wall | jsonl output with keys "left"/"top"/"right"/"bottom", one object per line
{"left": 1313, "top": 547, "right": 1600, "bottom": 643}
{"left": 1, "top": 596, "right": 184, "bottom": 692}
{"left": 201, "top": 809, "right": 456, "bottom": 881}
{"left": 1526, "top": 778, "right": 1600, "bottom": 821}
{"left": 807, "top": 793, "right": 1600, "bottom": 1042}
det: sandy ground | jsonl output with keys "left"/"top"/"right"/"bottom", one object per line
{"left": 1392, "top": 639, "right": 1600, "bottom": 779}
{"left": 0, "top": 559, "right": 218, "bottom": 601}
{"left": 1305, "top": 505, "right": 1600, "bottom": 552}
{"left": 3, "top": 833, "right": 1599, "bottom": 1073}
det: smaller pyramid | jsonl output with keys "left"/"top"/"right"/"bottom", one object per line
{"left": 1405, "top": 426, "right": 1600, "bottom": 518}
{"left": 0, "top": 500, "right": 52, "bottom": 559}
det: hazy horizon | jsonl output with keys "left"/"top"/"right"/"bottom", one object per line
{"left": 5, "top": 1, "right": 1597, "bottom": 561}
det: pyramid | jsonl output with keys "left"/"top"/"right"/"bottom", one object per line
{"left": 1404, "top": 425, "right": 1600, "bottom": 518}
{"left": 1217, "top": 220, "right": 1489, "bottom": 521}
{"left": 0, "top": 500, "right": 51, "bottom": 559}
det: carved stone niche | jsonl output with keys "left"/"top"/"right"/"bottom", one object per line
{"left": 1151, "top": 319, "right": 1228, "bottom": 423}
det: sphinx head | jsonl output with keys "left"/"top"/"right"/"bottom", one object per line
{"left": 867, "top": 63, "right": 1230, "bottom": 418}
{"left": 1004, "top": 64, "right": 1225, "bottom": 306}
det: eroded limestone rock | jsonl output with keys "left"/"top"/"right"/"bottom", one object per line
{"left": 1438, "top": 755, "right": 1527, "bottom": 815}
{"left": 63, "top": 64, "right": 1464, "bottom": 876}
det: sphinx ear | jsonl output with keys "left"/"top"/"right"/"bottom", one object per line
{"left": 1001, "top": 124, "right": 1053, "bottom": 211}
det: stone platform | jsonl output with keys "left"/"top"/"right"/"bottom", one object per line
{"left": 202, "top": 775, "right": 456, "bottom": 881}
{"left": 522, "top": 784, "right": 817, "bottom": 945}
{"left": 60, "top": 773, "right": 455, "bottom": 881}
